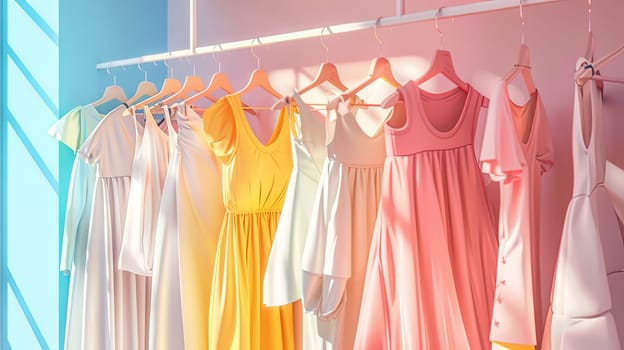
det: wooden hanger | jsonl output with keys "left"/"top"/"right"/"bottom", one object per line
{"left": 123, "top": 77, "right": 182, "bottom": 116}
{"left": 575, "top": 0, "right": 624, "bottom": 86}
{"left": 151, "top": 75, "right": 205, "bottom": 113}
{"left": 92, "top": 66, "right": 128, "bottom": 107}
{"left": 272, "top": 28, "right": 349, "bottom": 111}
{"left": 184, "top": 72, "right": 233, "bottom": 105}
{"left": 503, "top": 44, "right": 537, "bottom": 94}
{"left": 126, "top": 64, "right": 158, "bottom": 105}
{"left": 126, "top": 80, "right": 157, "bottom": 106}
{"left": 339, "top": 57, "right": 400, "bottom": 105}
{"left": 299, "top": 27, "right": 349, "bottom": 96}
{"left": 502, "top": 1, "right": 536, "bottom": 95}
{"left": 237, "top": 69, "right": 282, "bottom": 99}
{"left": 299, "top": 63, "right": 348, "bottom": 96}
{"left": 236, "top": 69, "right": 283, "bottom": 110}
{"left": 576, "top": 45, "right": 624, "bottom": 86}
{"left": 234, "top": 39, "right": 283, "bottom": 110}
{"left": 92, "top": 85, "right": 128, "bottom": 107}
{"left": 414, "top": 50, "right": 469, "bottom": 92}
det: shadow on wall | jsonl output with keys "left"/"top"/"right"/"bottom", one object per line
{"left": 3, "top": 0, "right": 60, "bottom": 349}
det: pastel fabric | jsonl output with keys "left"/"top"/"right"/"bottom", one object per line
{"left": 49, "top": 104, "right": 102, "bottom": 350}
{"left": 147, "top": 105, "right": 224, "bottom": 350}
{"left": 355, "top": 83, "right": 498, "bottom": 350}
{"left": 203, "top": 95, "right": 295, "bottom": 350}
{"left": 543, "top": 58, "right": 624, "bottom": 350}
{"left": 480, "top": 81, "right": 554, "bottom": 349}
{"left": 119, "top": 107, "right": 173, "bottom": 276}
{"left": 301, "top": 96, "right": 384, "bottom": 350}
{"left": 263, "top": 91, "right": 330, "bottom": 349}
{"left": 77, "top": 105, "right": 151, "bottom": 350}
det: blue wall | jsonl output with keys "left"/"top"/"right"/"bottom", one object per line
{"left": 1, "top": 0, "right": 167, "bottom": 349}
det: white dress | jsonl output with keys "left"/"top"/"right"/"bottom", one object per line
{"left": 77, "top": 105, "right": 151, "bottom": 350}
{"left": 149, "top": 104, "right": 224, "bottom": 350}
{"left": 49, "top": 104, "right": 102, "bottom": 350}
{"left": 263, "top": 91, "right": 328, "bottom": 349}
{"left": 544, "top": 57, "right": 624, "bottom": 350}
{"left": 119, "top": 107, "right": 173, "bottom": 276}
{"left": 301, "top": 97, "right": 384, "bottom": 349}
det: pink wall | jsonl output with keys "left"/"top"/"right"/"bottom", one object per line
{"left": 168, "top": 0, "right": 624, "bottom": 325}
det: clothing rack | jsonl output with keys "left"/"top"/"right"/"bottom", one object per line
{"left": 96, "top": 0, "right": 560, "bottom": 70}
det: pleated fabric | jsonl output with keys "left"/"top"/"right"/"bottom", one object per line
{"left": 77, "top": 105, "right": 151, "bottom": 350}
{"left": 355, "top": 84, "right": 498, "bottom": 350}
{"left": 301, "top": 96, "right": 385, "bottom": 349}
{"left": 263, "top": 91, "right": 330, "bottom": 350}
{"left": 49, "top": 104, "right": 102, "bottom": 350}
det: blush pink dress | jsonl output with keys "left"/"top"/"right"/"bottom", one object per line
{"left": 354, "top": 83, "right": 498, "bottom": 350}
{"left": 480, "top": 81, "right": 554, "bottom": 350}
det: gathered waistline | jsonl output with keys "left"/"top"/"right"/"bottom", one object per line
{"left": 388, "top": 143, "right": 474, "bottom": 158}
{"left": 225, "top": 209, "right": 282, "bottom": 215}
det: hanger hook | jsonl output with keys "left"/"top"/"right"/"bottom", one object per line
{"left": 106, "top": 64, "right": 117, "bottom": 86}
{"left": 250, "top": 38, "right": 261, "bottom": 69}
{"left": 374, "top": 17, "right": 383, "bottom": 57}
{"left": 435, "top": 7, "right": 445, "bottom": 49}
{"left": 519, "top": 0, "right": 526, "bottom": 45}
{"left": 163, "top": 59, "right": 173, "bottom": 79}
{"left": 212, "top": 44, "right": 223, "bottom": 73}
{"left": 138, "top": 63, "right": 147, "bottom": 82}
{"left": 185, "top": 56, "right": 196, "bottom": 76}
{"left": 320, "top": 27, "right": 330, "bottom": 63}
{"left": 587, "top": 0, "right": 592, "bottom": 32}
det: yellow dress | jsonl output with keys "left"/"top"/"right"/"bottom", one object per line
{"left": 203, "top": 94, "right": 295, "bottom": 350}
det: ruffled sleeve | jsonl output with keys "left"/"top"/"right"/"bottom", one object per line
{"left": 49, "top": 107, "right": 82, "bottom": 152}
{"left": 202, "top": 96, "right": 238, "bottom": 163}
{"left": 535, "top": 99, "right": 554, "bottom": 175}
{"left": 480, "top": 83, "right": 526, "bottom": 184}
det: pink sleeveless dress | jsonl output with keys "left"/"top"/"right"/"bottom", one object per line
{"left": 355, "top": 83, "right": 498, "bottom": 350}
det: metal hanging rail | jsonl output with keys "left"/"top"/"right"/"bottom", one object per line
{"left": 96, "top": 0, "right": 560, "bottom": 70}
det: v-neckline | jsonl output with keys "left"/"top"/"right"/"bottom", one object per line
{"left": 231, "top": 94, "right": 287, "bottom": 151}
{"left": 331, "top": 95, "right": 385, "bottom": 141}
{"left": 504, "top": 86, "right": 539, "bottom": 148}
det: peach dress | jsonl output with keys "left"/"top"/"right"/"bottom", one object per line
{"left": 481, "top": 81, "right": 554, "bottom": 350}
{"left": 301, "top": 96, "right": 385, "bottom": 349}
{"left": 355, "top": 83, "right": 498, "bottom": 350}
